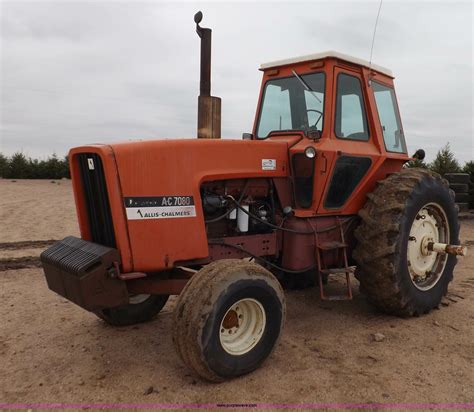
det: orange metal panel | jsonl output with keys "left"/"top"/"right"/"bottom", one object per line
{"left": 254, "top": 58, "right": 409, "bottom": 217}
{"left": 69, "top": 145, "right": 134, "bottom": 272}
{"left": 96, "top": 139, "right": 289, "bottom": 272}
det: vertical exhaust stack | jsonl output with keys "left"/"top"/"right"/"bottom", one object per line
{"left": 195, "top": 11, "right": 221, "bottom": 139}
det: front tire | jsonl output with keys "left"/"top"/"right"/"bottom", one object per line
{"left": 353, "top": 168, "right": 459, "bottom": 316}
{"left": 172, "top": 260, "right": 285, "bottom": 382}
{"left": 95, "top": 294, "right": 169, "bottom": 326}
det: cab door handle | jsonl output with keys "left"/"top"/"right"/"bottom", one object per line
{"left": 320, "top": 153, "right": 328, "bottom": 174}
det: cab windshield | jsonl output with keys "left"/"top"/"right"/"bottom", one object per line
{"left": 256, "top": 72, "right": 325, "bottom": 139}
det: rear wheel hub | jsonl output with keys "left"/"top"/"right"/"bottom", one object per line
{"left": 407, "top": 203, "right": 449, "bottom": 291}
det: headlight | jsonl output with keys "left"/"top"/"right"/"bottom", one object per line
{"left": 304, "top": 146, "right": 316, "bottom": 159}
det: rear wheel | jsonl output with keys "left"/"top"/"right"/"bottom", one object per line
{"left": 172, "top": 259, "right": 285, "bottom": 382}
{"left": 353, "top": 168, "right": 459, "bottom": 316}
{"left": 95, "top": 294, "right": 169, "bottom": 326}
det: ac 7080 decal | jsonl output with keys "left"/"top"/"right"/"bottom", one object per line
{"left": 124, "top": 196, "right": 196, "bottom": 220}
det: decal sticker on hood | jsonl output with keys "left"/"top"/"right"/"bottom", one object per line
{"left": 124, "top": 196, "right": 196, "bottom": 220}
{"left": 262, "top": 159, "right": 276, "bottom": 170}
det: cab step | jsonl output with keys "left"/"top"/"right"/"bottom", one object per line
{"left": 313, "top": 217, "right": 353, "bottom": 301}
{"left": 317, "top": 241, "right": 347, "bottom": 251}
{"left": 320, "top": 266, "right": 355, "bottom": 275}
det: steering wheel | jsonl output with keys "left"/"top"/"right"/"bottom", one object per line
{"left": 306, "top": 109, "right": 323, "bottom": 129}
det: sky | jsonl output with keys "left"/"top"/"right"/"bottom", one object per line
{"left": 0, "top": 0, "right": 472, "bottom": 163}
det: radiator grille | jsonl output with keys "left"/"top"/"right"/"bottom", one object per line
{"left": 77, "top": 153, "right": 116, "bottom": 248}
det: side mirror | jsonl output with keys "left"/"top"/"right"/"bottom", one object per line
{"left": 242, "top": 133, "right": 253, "bottom": 140}
{"left": 412, "top": 149, "right": 426, "bottom": 160}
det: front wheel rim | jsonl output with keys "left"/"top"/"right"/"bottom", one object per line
{"left": 219, "top": 298, "right": 266, "bottom": 356}
{"left": 407, "top": 202, "right": 449, "bottom": 291}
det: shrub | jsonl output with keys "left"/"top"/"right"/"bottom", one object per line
{"left": 405, "top": 158, "right": 428, "bottom": 169}
{"left": 0, "top": 152, "right": 70, "bottom": 179}
{"left": 0, "top": 153, "right": 8, "bottom": 178}
{"left": 429, "top": 143, "right": 461, "bottom": 176}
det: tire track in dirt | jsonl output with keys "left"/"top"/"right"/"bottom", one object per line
{"left": 0, "top": 240, "right": 57, "bottom": 271}
{"left": 0, "top": 240, "right": 57, "bottom": 250}
{"left": 0, "top": 256, "right": 42, "bottom": 271}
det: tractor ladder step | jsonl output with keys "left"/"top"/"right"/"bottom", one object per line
{"left": 313, "top": 218, "right": 353, "bottom": 301}
{"left": 320, "top": 266, "right": 355, "bottom": 275}
{"left": 317, "top": 241, "right": 347, "bottom": 251}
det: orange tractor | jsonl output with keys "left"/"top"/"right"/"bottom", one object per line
{"left": 41, "top": 13, "right": 467, "bottom": 381}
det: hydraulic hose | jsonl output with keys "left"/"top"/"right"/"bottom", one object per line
{"left": 226, "top": 196, "right": 354, "bottom": 235}
{"left": 204, "top": 180, "right": 250, "bottom": 223}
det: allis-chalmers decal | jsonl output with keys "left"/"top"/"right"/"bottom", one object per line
{"left": 124, "top": 196, "right": 196, "bottom": 220}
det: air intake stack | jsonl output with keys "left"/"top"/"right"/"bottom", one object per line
{"left": 194, "top": 11, "right": 221, "bottom": 139}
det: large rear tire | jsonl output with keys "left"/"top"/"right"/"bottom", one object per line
{"left": 172, "top": 259, "right": 285, "bottom": 382}
{"left": 353, "top": 168, "right": 459, "bottom": 316}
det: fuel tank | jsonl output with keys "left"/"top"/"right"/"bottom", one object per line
{"left": 281, "top": 216, "right": 357, "bottom": 271}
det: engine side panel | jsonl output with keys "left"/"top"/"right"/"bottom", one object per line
{"left": 110, "top": 139, "right": 289, "bottom": 272}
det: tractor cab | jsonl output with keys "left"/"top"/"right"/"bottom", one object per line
{"left": 252, "top": 51, "right": 410, "bottom": 216}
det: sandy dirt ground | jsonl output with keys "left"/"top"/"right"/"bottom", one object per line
{"left": 0, "top": 179, "right": 473, "bottom": 407}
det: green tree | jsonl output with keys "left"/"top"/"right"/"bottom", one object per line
{"left": 405, "top": 158, "right": 428, "bottom": 169}
{"left": 7, "top": 152, "right": 30, "bottom": 178}
{"left": 43, "top": 153, "right": 63, "bottom": 179}
{"left": 60, "top": 155, "right": 70, "bottom": 179}
{"left": 429, "top": 143, "right": 460, "bottom": 176}
{"left": 27, "top": 158, "right": 41, "bottom": 179}
{"left": 0, "top": 153, "right": 9, "bottom": 177}
{"left": 1, "top": 152, "right": 70, "bottom": 179}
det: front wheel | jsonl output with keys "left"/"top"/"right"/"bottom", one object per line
{"left": 172, "top": 260, "right": 285, "bottom": 382}
{"left": 95, "top": 294, "right": 169, "bottom": 326}
{"left": 353, "top": 168, "right": 459, "bottom": 316}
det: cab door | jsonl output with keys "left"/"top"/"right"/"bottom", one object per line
{"left": 316, "top": 65, "right": 381, "bottom": 214}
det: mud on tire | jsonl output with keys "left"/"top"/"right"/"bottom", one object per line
{"left": 172, "top": 259, "right": 285, "bottom": 382}
{"left": 353, "top": 168, "right": 459, "bottom": 316}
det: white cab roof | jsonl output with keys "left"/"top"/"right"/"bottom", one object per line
{"left": 260, "top": 50, "right": 393, "bottom": 77}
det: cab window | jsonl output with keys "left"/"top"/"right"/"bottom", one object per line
{"left": 372, "top": 81, "right": 407, "bottom": 153}
{"left": 335, "top": 73, "right": 369, "bottom": 141}
{"left": 256, "top": 73, "right": 325, "bottom": 138}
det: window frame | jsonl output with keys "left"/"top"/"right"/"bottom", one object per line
{"left": 323, "top": 155, "right": 373, "bottom": 210}
{"left": 255, "top": 71, "right": 327, "bottom": 140}
{"left": 333, "top": 72, "right": 370, "bottom": 142}
{"left": 371, "top": 80, "right": 408, "bottom": 154}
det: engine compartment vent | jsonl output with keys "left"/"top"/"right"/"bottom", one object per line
{"left": 77, "top": 153, "right": 116, "bottom": 248}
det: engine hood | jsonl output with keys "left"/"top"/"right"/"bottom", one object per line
{"left": 70, "top": 138, "right": 292, "bottom": 272}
